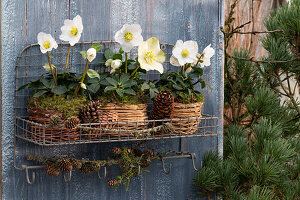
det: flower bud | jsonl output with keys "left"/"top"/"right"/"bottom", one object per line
{"left": 105, "top": 59, "right": 113, "bottom": 67}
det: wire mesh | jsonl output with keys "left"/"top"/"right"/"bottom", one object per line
{"left": 15, "top": 42, "right": 218, "bottom": 146}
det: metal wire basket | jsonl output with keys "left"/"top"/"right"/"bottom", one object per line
{"left": 15, "top": 41, "right": 218, "bottom": 146}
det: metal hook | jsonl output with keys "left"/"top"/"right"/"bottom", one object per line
{"left": 97, "top": 166, "right": 107, "bottom": 179}
{"left": 190, "top": 153, "right": 201, "bottom": 171}
{"left": 137, "top": 165, "right": 141, "bottom": 176}
{"left": 25, "top": 167, "right": 35, "bottom": 184}
{"left": 161, "top": 158, "right": 172, "bottom": 174}
{"left": 63, "top": 171, "right": 72, "bottom": 183}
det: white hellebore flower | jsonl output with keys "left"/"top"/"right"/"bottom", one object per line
{"left": 138, "top": 37, "right": 166, "bottom": 74}
{"left": 171, "top": 40, "right": 198, "bottom": 66}
{"left": 105, "top": 59, "right": 113, "bottom": 67}
{"left": 87, "top": 48, "right": 96, "bottom": 62}
{"left": 200, "top": 44, "right": 215, "bottom": 68}
{"left": 59, "top": 15, "right": 83, "bottom": 46}
{"left": 114, "top": 24, "right": 143, "bottom": 52}
{"left": 110, "top": 59, "right": 122, "bottom": 74}
{"left": 37, "top": 32, "right": 58, "bottom": 54}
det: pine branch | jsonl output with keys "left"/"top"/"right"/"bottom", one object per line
{"left": 228, "top": 55, "right": 299, "bottom": 64}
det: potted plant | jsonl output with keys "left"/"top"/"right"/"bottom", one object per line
{"left": 156, "top": 41, "right": 215, "bottom": 134}
{"left": 18, "top": 15, "right": 102, "bottom": 141}
{"left": 82, "top": 24, "right": 165, "bottom": 137}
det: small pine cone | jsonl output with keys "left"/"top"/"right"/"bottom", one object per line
{"left": 64, "top": 116, "right": 80, "bottom": 129}
{"left": 70, "top": 158, "right": 82, "bottom": 169}
{"left": 151, "top": 90, "right": 175, "bottom": 120}
{"left": 58, "top": 159, "right": 73, "bottom": 171}
{"left": 80, "top": 163, "right": 92, "bottom": 174}
{"left": 45, "top": 164, "right": 60, "bottom": 176}
{"left": 107, "top": 179, "right": 118, "bottom": 186}
{"left": 160, "top": 123, "right": 175, "bottom": 135}
{"left": 111, "top": 147, "right": 122, "bottom": 155}
{"left": 25, "top": 154, "right": 35, "bottom": 161}
{"left": 49, "top": 115, "right": 62, "bottom": 127}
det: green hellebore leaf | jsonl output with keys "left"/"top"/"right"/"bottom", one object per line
{"left": 88, "top": 83, "right": 100, "bottom": 93}
{"left": 106, "top": 77, "right": 118, "bottom": 87}
{"left": 201, "top": 81, "right": 206, "bottom": 89}
{"left": 104, "top": 86, "right": 115, "bottom": 93}
{"left": 48, "top": 55, "right": 54, "bottom": 58}
{"left": 116, "top": 89, "right": 124, "bottom": 97}
{"left": 119, "top": 48, "right": 124, "bottom": 54}
{"left": 33, "top": 90, "right": 47, "bottom": 97}
{"left": 150, "top": 90, "right": 156, "bottom": 99}
{"left": 92, "top": 43, "right": 103, "bottom": 51}
{"left": 87, "top": 69, "right": 100, "bottom": 79}
{"left": 124, "top": 88, "right": 136, "bottom": 95}
{"left": 141, "top": 82, "right": 150, "bottom": 90}
{"left": 120, "top": 74, "right": 130, "bottom": 84}
{"left": 113, "top": 54, "right": 122, "bottom": 60}
{"left": 52, "top": 85, "right": 67, "bottom": 95}
{"left": 104, "top": 48, "right": 114, "bottom": 59}
{"left": 80, "top": 51, "right": 87, "bottom": 59}
{"left": 18, "top": 83, "right": 30, "bottom": 91}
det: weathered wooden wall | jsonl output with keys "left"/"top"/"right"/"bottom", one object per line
{"left": 1, "top": 0, "right": 224, "bottom": 199}
{"left": 225, "top": 0, "right": 286, "bottom": 58}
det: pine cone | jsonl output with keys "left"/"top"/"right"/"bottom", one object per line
{"left": 80, "top": 163, "right": 92, "bottom": 174}
{"left": 112, "top": 147, "right": 122, "bottom": 155}
{"left": 49, "top": 114, "right": 62, "bottom": 127}
{"left": 107, "top": 179, "right": 118, "bottom": 186}
{"left": 45, "top": 164, "right": 60, "bottom": 176}
{"left": 150, "top": 90, "right": 175, "bottom": 120}
{"left": 58, "top": 159, "right": 73, "bottom": 171}
{"left": 64, "top": 116, "right": 80, "bottom": 129}
{"left": 70, "top": 158, "right": 82, "bottom": 169}
{"left": 80, "top": 101, "right": 118, "bottom": 138}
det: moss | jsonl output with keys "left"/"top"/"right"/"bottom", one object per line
{"left": 28, "top": 95, "right": 88, "bottom": 118}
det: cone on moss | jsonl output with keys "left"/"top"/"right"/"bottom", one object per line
{"left": 80, "top": 161, "right": 100, "bottom": 174}
{"left": 58, "top": 159, "right": 73, "bottom": 171}
{"left": 45, "top": 164, "right": 60, "bottom": 176}
{"left": 107, "top": 179, "right": 118, "bottom": 186}
{"left": 64, "top": 116, "right": 80, "bottom": 129}
{"left": 150, "top": 90, "right": 175, "bottom": 120}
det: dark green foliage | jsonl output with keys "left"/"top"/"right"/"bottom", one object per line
{"left": 156, "top": 67, "right": 205, "bottom": 103}
{"left": 18, "top": 69, "right": 79, "bottom": 98}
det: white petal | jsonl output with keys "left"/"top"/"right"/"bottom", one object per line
{"left": 172, "top": 46, "right": 183, "bottom": 60}
{"left": 122, "top": 43, "right": 134, "bottom": 52}
{"left": 175, "top": 40, "right": 184, "bottom": 48}
{"left": 73, "top": 15, "right": 83, "bottom": 33}
{"left": 203, "top": 44, "right": 215, "bottom": 58}
{"left": 114, "top": 30, "right": 124, "bottom": 43}
{"left": 126, "top": 24, "right": 142, "bottom": 35}
{"left": 170, "top": 56, "right": 181, "bottom": 66}
{"left": 146, "top": 37, "right": 160, "bottom": 54}
{"left": 177, "top": 57, "right": 187, "bottom": 66}
{"left": 156, "top": 50, "right": 166, "bottom": 64}
{"left": 69, "top": 34, "right": 81, "bottom": 46}
{"left": 131, "top": 34, "right": 143, "bottom": 46}
{"left": 184, "top": 57, "right": 196, "bottom": 64}
{"left": 183, "top": 40, "right": 198, "bottom": 54}
{"left": 87, "top": 48, "right": 96, "bottom": 62}
{"left": 138, "top": 41, "right": 148, "bottom": 56}
{"left": 202, "top": 57, "right": 211, "bottom": 67}
{"left": 63, "top": 19, "right": 74, "bottom": 26}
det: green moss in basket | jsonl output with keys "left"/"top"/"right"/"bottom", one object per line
{"left": 28, "top": 95, "right": 88, "bottom": 118}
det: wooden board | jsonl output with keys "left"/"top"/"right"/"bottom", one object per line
{"left": 1, "top": 0, "right": 224, "bottom": 199}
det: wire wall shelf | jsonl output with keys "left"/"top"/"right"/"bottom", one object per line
{"left": 15, "top": 115, "right": 218, "bottom": 146}
{"left": 14, "top": 41, "right": 219, "bottom": 146}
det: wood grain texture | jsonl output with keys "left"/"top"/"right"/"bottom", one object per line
{"left": 1, "top": 0, "right": 223, "bottom": 199}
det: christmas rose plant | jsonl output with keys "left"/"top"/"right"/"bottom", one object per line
{"left": 87, "top": 24, "right": 164, "bottom": 104}
{"left": 157, "top": 41, "right": 215, "bottom": 103}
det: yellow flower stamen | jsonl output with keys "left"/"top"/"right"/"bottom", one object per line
{"left": 43, "top": 41, "right": 51, "bottom": 49}
{"left": 181, "top": 49, "right": 189, "bottom": 58}
{"left": 144, "top": 51, "right": 156, "bottom": 64}
{"left": 69, "top": 26, "right": 78, "bottom": 36}
{"left": 124, "top": 32, "right": 134, "bottom": 42}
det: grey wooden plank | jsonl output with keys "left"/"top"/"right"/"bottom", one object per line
{"left": 2, "top": 0, "right": 28, "bottom": 199}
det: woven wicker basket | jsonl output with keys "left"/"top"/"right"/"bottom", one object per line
{"left": 28, "top": 107, "right": 80, "bottom": 141}
{"left": 170, "top": 102, "right": 203, "bottom": 135}
{"left": 97, "top": 103, "right": 148, "bottom": 136}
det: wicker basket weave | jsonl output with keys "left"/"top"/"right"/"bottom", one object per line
{"left": 28, "top": 107, "right": 80, "bottom": 141}
{"left": 170, "top": 102, "right": 203, "bottom": 135}
{"left": 97, "top": 103, "right": 148, "bottom": 136}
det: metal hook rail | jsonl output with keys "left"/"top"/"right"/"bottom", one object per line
{"left": 160, "top": 153, "right": 202, "bottom": 174}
